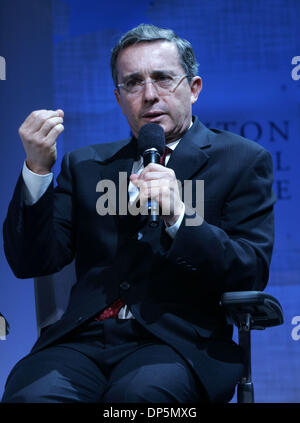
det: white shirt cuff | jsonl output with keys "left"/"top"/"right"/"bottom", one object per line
{"left": 165, "top": 203, "right": 185, "bottom": 239}
{"left": 22, "top": 161, "right": 53, "bottom": 205}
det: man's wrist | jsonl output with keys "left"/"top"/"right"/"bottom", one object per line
{"left": 164, "top": 203, "right": 185, "bottom": 239}
{"left": 164, "top": 202, "right": 185, "bottom": 227}
{"left": 22, "top": 161, "right": 53, "bottom": 205}
{"left": 25, "top": 159, "right": 52, "bottom": 175}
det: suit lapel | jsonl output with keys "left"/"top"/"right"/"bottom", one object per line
{"left": 166, "top": 117, "right": 211, "bottom": 184}
{"left": 93, "top": 137, "right": 137, "bottom": 215}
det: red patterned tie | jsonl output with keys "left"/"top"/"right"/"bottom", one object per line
{"left": 94, "top": 298, "right": 124, "bottom": 321}
{"left": 160, "top": 146, "right": 172, "bottom": 166}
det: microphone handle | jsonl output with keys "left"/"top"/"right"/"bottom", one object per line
{"left": 142, "top": 148, "right": 161, "bottom": 227}
{"left": 143, "top": 148, "right": 161, "bottom": 166}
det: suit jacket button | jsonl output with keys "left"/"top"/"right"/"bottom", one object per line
{"left": 120, "top": 281, "right": 130, "bottom": 290}
{"left": 77, "top": 316, "right": 83, "bottom": 322}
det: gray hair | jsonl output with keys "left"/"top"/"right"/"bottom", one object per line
{"left": 110, "top": 23, "right": 199, "bottom": 88}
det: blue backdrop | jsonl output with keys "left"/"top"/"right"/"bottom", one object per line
{"left": 1, "top": 0, "right": 300, "bottom": 402}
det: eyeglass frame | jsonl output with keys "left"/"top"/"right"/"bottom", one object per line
{"left": 116, "top": 73, "right": 190, "bottom": 95}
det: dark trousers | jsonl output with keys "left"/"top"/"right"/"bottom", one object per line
{"left": 2, "top": 317, "right": 209, "bottom": 403}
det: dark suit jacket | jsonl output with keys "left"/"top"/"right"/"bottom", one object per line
{"left": 3, "top": 116, "right": 275, "bottom": 402}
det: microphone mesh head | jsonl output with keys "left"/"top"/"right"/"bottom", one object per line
{"left": 137, "top": 123, "right": 165, "bottom": 156}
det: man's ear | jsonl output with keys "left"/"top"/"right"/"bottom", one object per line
{"left": 114, "top": 88, "right": 121, "bottom": 106}
{"left": 114, "top": 88, "right": 126, "bottom": 116}
{"left": 190, "top": 76, "right": 202, "bottom": 104}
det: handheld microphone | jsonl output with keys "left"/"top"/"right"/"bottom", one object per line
{"left": 137, "top": 123, "right": 165, "bottom": 227}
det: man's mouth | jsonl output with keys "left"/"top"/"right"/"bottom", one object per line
{"left": 142, "top": 111, "right": 165, "bottom": 120}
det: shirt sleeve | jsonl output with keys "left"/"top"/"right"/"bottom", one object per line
{"left": 165, "top": 203, "right": 185, "bottom": 239}
{"left": 22, "top": 161, "right": 53, "bottom": 205}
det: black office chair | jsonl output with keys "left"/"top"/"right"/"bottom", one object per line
{"left": 34, "top": 265, "right": 284, "bottom": 403}
{"left": 220, "top": 291, "right": 284, "bottom": 403}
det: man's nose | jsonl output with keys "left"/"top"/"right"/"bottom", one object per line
{"left": 143, "top": 80, "right": 159, "bottom": 102}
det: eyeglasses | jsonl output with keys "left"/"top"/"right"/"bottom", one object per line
{"left": 117, "top": 74, "right": 188, "bottom": 95}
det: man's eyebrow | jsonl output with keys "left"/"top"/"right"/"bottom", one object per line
{"left": 151, "top": 70, "right": 177, "bottom": 76}
{"left": 122, "top": 70, "right": 177, "bottom": 80}
{"left": 123, "top": 72, "right": 142, "bottom": 81}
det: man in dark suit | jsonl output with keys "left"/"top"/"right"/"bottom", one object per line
{"left": 2, "top": 24, "right": 275, "bottom": 403}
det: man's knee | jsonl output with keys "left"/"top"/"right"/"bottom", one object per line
{"left": 102, "top": 362, "right": 204, "bottom": 403}
{"left": 2, "top": 346, "right": 106, "bottom": 403}
{"left": 2, "top": 368, "right": 63, "bottom": 403}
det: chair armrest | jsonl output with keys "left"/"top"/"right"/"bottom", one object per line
{"left": 220, "top": 291, "right": 284, "bottom": 330}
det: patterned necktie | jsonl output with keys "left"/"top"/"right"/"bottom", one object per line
{"left": 94, "top": 298, "right": 124, "bottom": 321}
{"left": 160, "top": 146, "right": 172, "bottom": 166}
